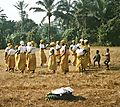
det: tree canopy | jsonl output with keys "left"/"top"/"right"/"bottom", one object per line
{"left": 0, "top": 0, "right": 120, "bottom": 48}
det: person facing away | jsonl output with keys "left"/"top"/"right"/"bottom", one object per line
{"left": 5, "top": 43, "right": 11, "bottom": 71}
{"left": 104, "top": 48, "right": 110, "bottom": 70}
{"left": 60, "top": 40, "right": 70, "bottom": 74}
{"left": 27, "top": 41, "right": 36, "bottom": 73}
{"left": 39, "top": 39, "right": 47, "bottom": 67}
{"left": 93, "top": 50, "right": 101, "bottom": 68}
{"left": 48, "top": 42, "right": 57, "bottom": 73}
{"left": 70, "top": 40, "right": 77, "bottom": 66}
{"left": 7, "top": 44, "right": 16, "bottom": 72}
{"left": 17, "top": 41, "right": 27, "bottom": 73}
{"left": 55, "top": 41, "right": 61, "bottom": 65}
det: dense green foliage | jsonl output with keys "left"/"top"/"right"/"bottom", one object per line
{"left": 0, "top": 0, "right": 120, "bottom": 48}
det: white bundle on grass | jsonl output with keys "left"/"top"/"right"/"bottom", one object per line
{"left": 46, "top": 87, "right": 74, "bottom": 100}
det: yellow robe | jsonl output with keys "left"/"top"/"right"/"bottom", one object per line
{"left": 27, "top": 54, "right": 36, "bottom": 71}
{"left": 79, "top": 45, "right": 87, "bottom": 69}
{"left": 55, "top": 49, "right": 61, "bottom": 64}
{"left": 71, "top": 51, "right": 77, "bottom": 66}
{"left": 84, "top": 45, "right": 91, "bottom": 67}
{"left": 76, "top": 55, "right": 84, "bottom": 70}
{"left": 60, "top": 49, "right": 69, "bottom": 72}
{"left": 40, "top": 49, "right": 47, "bottom": 65}
{"left": 18, "top": 53, "right": 26, "bottom": 71}
{"left": 8, "top": 55, "right": 15, "bottom": 69}
{"left": 48, "top": 54, "right": 57, "bottom": 71}
{"left": 15, "top": 53, "right": 19, "bottom": 70}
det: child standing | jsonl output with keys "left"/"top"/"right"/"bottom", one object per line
{"left": 104, "top": 48, "right": 110, "bottom": 70}
{"left": 93, "top": 50, "right": 101, "bottom": 68}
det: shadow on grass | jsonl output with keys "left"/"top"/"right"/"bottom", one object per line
{"left": 110, "top": 66, "right": 120, "bottom": 71}
{"left": 46, "top": 94, "right": 86, "bottom": 102}
{"left": 63, "top": 95, "right": 86, "bottom": 102}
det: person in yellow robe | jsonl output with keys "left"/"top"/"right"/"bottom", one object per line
{"left": 76, "top": 39, "right": 87, "bottom": 72}
{"left": 84, "top": 39, "right": 91, "bottom": 68}
{"left": 76, "top": 47, "right": 86, "bottom": 72}
{"left": 55, "top": 41, "right": 61, "bottom": 65}
{"left": 7, "top": 44, "right": 16, "bottom": 72}
{"left": 27, "top": 41, "right": 36, "bottom": 73}
{"left": 60, "top": 40, "right": 70, "bottom": 74}
{"left": 17, "top": 41, "right": 27, "bottom": 73}
{"left": 48, "top": 42, "right": 57, "bottom": 73}
{"left": 39, "top": 40, "right": 47, "bottom": 67}
{"left": 15, "top": 45, "right": 19, "bottom": 71}
{"left": 26, "top": 42, "right": 31, "bottom": 68}
{"left": 5, "top": 43, "right": 11, "bottom": 71}
{"left": 70, "top": 40, "right": 77, "bottom": 66}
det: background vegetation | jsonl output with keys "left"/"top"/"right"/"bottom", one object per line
{"left": 0, "top": 0, "right": 120, "bottom": 48}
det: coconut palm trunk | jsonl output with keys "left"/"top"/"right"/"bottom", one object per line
{"left": 48, "top": 15, "right": 51, "bottom": 42}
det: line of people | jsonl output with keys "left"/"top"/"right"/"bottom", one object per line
{"left": 4, "top": 39, "right": 110, "bottom": 74}
{"left": 5, "top": 41, "right": 36, "bottom": 73}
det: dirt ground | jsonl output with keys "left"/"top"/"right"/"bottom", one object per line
{"left": 0, "top": 47, "right": 120, "bottom": 107}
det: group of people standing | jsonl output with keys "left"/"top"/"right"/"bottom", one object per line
{"left": 4, "top": 38, "right": 110, "bottom": 74}
{"left": 5, "top": 41, "right": 36, "bottom": 73}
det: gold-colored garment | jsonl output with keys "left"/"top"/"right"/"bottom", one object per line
{"left": 76, "top": 55, "right": 84, "bottom": 70}
{"left": 48, "top": 54, "right": 57, "bottom": 71}
{"left": 5, "top": 55, "right": 8, "bottom": 67}
{"left": 55, "top": 49, "right": 61, "bottom": 64}
{"left": 40, "top": 49, "right": 47, "bottom": 65}
{"left": 71, "top": 51, "right": 77, "bottom": 66}
{"left": 60, "top": 49, "right": 69, "bottom": 72}
{"left": 84, "top": 45, "right": 91, "bottom": 67}
{"left": 27, "top": 54, "right": 36, "bottom": 71}
{"left": 15, "top": 53, "right": 19, "bottom": 70}
{"left": 8, "top": 55, "right": 15, "bottom": 69}
{"left": 18, "top": 53, "right": 26, "bottom": 71}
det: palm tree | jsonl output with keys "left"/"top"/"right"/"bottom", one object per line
{"left": 72, "top": 0, "right": 90, "bottom": 38}
{"left": 14, "top": 0, "right": 29, "bottom": 21}
{"left": 0, "top": 7, "right": 3, "bottom": 15}
{"left": 55, "top": 0, "right": 76, "bottom": 29}
{"left": 92, "top": 0, "right": 108, "bottom": 44}
{"left": 30, "top": 0, "right": 58, "bottom": 42}
{"left": 14, "top": 0, "right": 28, "bottom": 33}
{"left": 0, "top": 7, "right": 7, "bottom": 21}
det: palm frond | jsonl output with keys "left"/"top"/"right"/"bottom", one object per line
{"left": 0, "top": 9, "right": 4, "bottom": 13}
{"left": 13, "top": 5, "right": 21, "bottom": 10}
{"left": 41, "top": 15, "right": 47, "bottom": 24}
{"left": 24, "top": 4, "right": 29, "bottom": 9}
{"left": 53, "top": 11, "right": 65, "bottom": 19}
{"left": 36, "top": 1, "right": 45, "bottom": 7}
{"left": 29, "top": 7, "right": 45, "bottom": 12}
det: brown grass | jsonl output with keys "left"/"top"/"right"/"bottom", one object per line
{"left": 0, "top": 47, "right": 120, "bottom": 107}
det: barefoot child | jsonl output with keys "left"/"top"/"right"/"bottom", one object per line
{"left": 93, "top": 50, "right": 101, "bottom": 68}
{"left": 104, "top": 48, "right": 110, "bottom": 70}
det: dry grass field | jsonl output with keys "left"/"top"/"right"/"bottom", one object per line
{"left": 0, "top": 47, "right": 120, "bottom": 107}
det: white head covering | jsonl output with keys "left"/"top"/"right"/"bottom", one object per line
{"left": 20, "top": 41, "right": 24, "bottom": 46}
{"left": 27, "top": 42, "right": 31, "bottom": 46}
{"left": 84, "top": 39, "right": 88, "bottom": 43}
{"left": 80, "top": 39, "right": 84, "bottom": 42}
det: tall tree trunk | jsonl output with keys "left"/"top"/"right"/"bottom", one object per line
{"left": 48, "top": 15, "right": 51, "bottom": 43}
